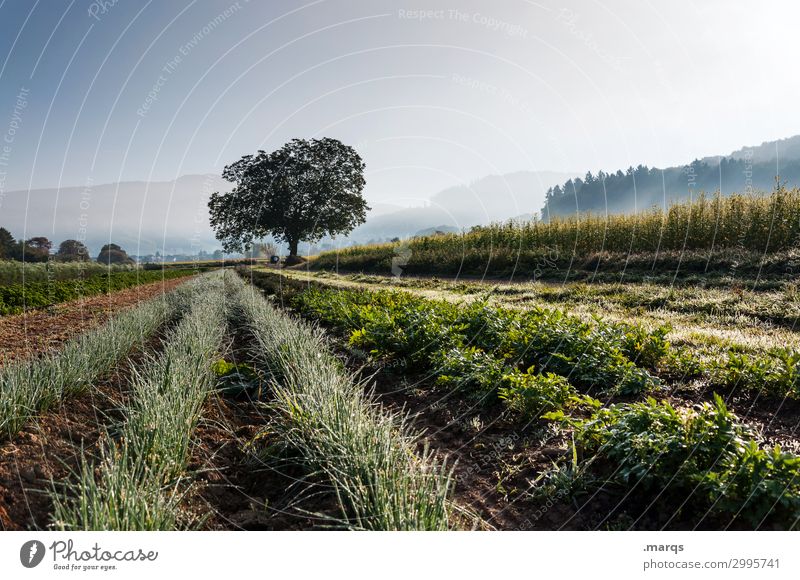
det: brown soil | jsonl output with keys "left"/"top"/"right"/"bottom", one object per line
{"left": 183, "top": 393, "right": 340, "bottom": 530}
{"left": 0, "top": 276, "right": 190, "bottom": 366}
{"left": 182, "top": 325, "right": 341, "bottom": 531}
{"left": 0, "top": 348, "right": 150, "bottom": 530}
{"left": 343, "top": 357, "right": 800, "bottom": 531}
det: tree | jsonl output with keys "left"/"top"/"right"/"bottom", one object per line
{"left": 19, "top": 237, "right": 52, "bottom": 262}
{"left": 56, "top": 239, "right": 90, "bottom": 262}
{"left": 97, "top": 243, "right": 133, "bottom": 265}
{"left": 0, "top": 227, "right": 14, "bottom": 260}
{"left": 208, "top": 138, "right": 369, "bottom": 259}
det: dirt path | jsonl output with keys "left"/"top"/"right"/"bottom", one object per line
{"left": 0, "top": 276, "right": 191, "bottom": 366}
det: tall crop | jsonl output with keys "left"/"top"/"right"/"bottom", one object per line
{"left": 312, "top": 187, "right": 800, "bottom": 276}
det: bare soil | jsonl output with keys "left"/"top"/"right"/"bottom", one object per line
{"left": 0, "top": 276, "right": 190, "bottom": 366}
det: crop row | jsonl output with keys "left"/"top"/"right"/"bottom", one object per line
{"left": 0, "top": 261, "right": 135, "bottom": 285}
{"left": 0, "top": 268, "right": 195, "bottom": 316}
{"left": 231, "top": 275, "right": 455, "bottom": 530}
{"left": 312, "top": 188, "right": 800, "bottom": 278}
{"left": 257, "top": 270, "right": 800, "bottom": 401}
{"left": 545, "top": 396, "right": 800, "bottom": 529}
{"left": 52, "top": 273, "right": 228, "bottom": 530}
{"left": 275, "top": 282, "right": 668, "bottom": 418}
{"left": 0, "top": 280, "right": 192, "bottom": 439}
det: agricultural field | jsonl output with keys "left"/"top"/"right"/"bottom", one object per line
{"left": 311, "top": 187, "right": 800, "bottom": 284}
{"left": 241, "top": 267, "right": 800, "bottom": 530}
{"left": 0, "top": 261, "right": 196, "bottom": 316}
{"left": 0, "top": 269, "right": 455, "bottom": 530}
{"left": 3, "top": 259, "right": 799, "bottom": 531}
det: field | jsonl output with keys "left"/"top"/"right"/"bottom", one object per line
{"left": 0, "top": 269, "right": 454, "bottom": 530}
{"left": 0, "top": 260, "right": 197, "bottom": 316}
{"left": 241, "top": 267, "right": 800, "bottom": 530}
{"left": 310, "top": 187, "right": 800, "bottom": 284}
{"left": 2, "top": 259, "right": 799, "bottom": 531}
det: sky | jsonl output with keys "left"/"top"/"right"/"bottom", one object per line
{"left": 1, "top": 0, "right": 799, "bottom": 209}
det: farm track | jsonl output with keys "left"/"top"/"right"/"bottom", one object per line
{"left": 0, "top": 325, "right": 173, "bottom": 530}
{"left": 0, "top": 276, "right": 191, "bottom": 365}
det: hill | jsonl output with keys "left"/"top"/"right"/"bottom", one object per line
{"left": 0, "top": 175, "right": 229, "bottom": 254}
{"left": 542, "top": 136, "right": 800, "bottom": 218}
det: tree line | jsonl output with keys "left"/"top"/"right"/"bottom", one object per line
{"left": 0, "top": 227, "right": 134, "bottom": 264}
{"left": 542, "top": 157, "right": 800, "bottom": 218}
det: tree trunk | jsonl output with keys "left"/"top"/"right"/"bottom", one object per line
{"left": 288, "top": 239, "right": 299, "bottom": 257}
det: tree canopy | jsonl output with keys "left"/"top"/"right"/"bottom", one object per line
{"left": 208, "top": 138, "right": 369, "bottom": 257}
{"left": 0, "top": 228, "right": 14, "bottom": 260}
{"left": 57, "top": 239, "right": 90, "bottom": 261}
{"left": 97, "top": 243, "right": 133, "bottom": 265}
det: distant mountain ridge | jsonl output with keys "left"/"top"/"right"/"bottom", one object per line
{"left": 543, "top": 135, "right": 800, "bottom": 219}
{"left": 0, "top": 174, "right": 228, "bottom": 254}
{"left": 348, "top": 170, "right": 578, "bottom": 243}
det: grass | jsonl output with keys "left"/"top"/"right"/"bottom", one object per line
{"left": 230, "top": 274, "right": 455, "bottom": 530}
{"left": 310, "top": 187, "right": 800, "bottom": 280}
{"left": 51, "top": 272, "right": 228, "bottom": 530}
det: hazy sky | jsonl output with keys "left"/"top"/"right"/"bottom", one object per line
{"left": 1, "top": 0, "right": 799, "bottom": 207}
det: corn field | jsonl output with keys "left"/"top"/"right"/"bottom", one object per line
{"left": 314, "top": 188, "right": 800, "bottom": 276}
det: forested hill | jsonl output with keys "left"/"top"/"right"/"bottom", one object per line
{"left": 541, "top": 136, "right": 800, "bottom": 219}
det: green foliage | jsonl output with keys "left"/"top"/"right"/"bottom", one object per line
{"left": 0, "top": 268, "right": 192, "bottom": 316}
{"left": 312, "top": 187, "right": 800, "bottom": 278}
{"left": 559, "top": 395, "right": 800, "bottom": 528}
{"left": 498, "top": 371, "right": 575, "bottom": 418}
{"left": 209, "top": 138, "right": 368, "bottom": 256}
{"left": 287, "top": 284, "right": 663, "bottom": 414}
{"left": 717, "top": 348, "right": 800, "bottom": 397}
{"left": 212, "top": 359, "right": 262, "bottom": 397}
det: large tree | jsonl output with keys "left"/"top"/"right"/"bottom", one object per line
{"left": 208, "top": 138, "right": 368, "bottom": 259}
{"left": 97, "top": 243, "right": 133, "bottom": 265}
{"left": 56, "top": 239, "right": 90, "bottom": 262}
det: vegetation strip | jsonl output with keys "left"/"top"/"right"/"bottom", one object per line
{"left": 0, "top": 280, "right": 190, "bottom": 439}
{"left": 0, "top": 268, "right": 194, "bottom": 316}
{"left": 51, "top": 272, "right": 227, "bottom": 530}
{"left": 230, "top": 274, "right": 455, "bottom": 530}
{"left": 311, "top": 187, "right": 800, "bottom": 281}
{"left": 248, "top": 269, "right": 800, "bottom": 529}
{"left": 0, "top": 262, "right": 136, "bottom": 285}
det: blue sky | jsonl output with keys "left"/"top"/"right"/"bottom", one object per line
{"left": 1, "top": 0, "right": 799, "bottom": 207}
